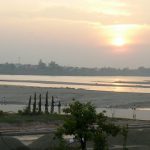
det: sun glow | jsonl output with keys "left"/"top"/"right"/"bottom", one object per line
{"left": 113, "top": 36, "right": 125, "bottom": 46}
{"left": 101, "top": 24, "right": 140, "bottom": 47}
{"left": 110, "top": 25, "right": 129, "bottom": 47}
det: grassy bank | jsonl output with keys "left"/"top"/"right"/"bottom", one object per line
{"left": 0, "top": 113, "right": 66, "bottom": 124}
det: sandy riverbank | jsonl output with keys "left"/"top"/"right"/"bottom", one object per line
{"left": 0, "top": 85, "right": 150, "bottom": 108}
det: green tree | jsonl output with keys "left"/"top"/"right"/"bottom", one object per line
{"left": 121, "top": 124, "right": 128, "bottom": 150}
{"left": 45, "top": 91, "right": 49, "bottom": 114}
{"left": 50, "top": 96, "right": 55, "bottom": 114}
{"left": 93, "top": 113, "right": 120, "bottom": 150}
{"left": 38, "top": 94, "right": 42, "bottom": 114}
{"left": 93, "top": 131, "right": 108, "bottom": 150}
{"left": 58, "top": 101, "right": 97, "bottom": 150}
{"left": 38, "top": 59, "right": 46, "bottom": 69}
{"left": 27, "top": 95, "right": 31, "bottom": 114}
{"left": 58, "top": 101, "right": 61, "bottom": 114}
{"left": 48, "top": 61, "right": 60, "bottom": 69}
{"left": 32, "top": 93, "right": 37, "bottom": 114}
{"left": 57, "top": 101, "right": 121, "bottom": 150}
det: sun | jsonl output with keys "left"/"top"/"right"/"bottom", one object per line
{"left": 113, "top": 36, "right": 125, "bottom": 47}
{"left": 102, "top": 24, "right": 137, "bottom": 47}
{"left": 98, "top": 24, "right": 140, "bottom": 48}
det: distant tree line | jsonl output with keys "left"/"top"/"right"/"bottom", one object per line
{"left": 0, "top": 60, "right": 150, "bottom": 76}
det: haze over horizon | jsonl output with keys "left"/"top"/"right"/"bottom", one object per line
{"left": 0, "top": 0, "right": 150, "bottom": 68}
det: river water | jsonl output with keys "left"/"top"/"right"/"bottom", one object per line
{"left": 0, "top": 104, "right": 150, "bottom": 120}
{"left": 0, "top": 75, "right": 150, "bottom": 93}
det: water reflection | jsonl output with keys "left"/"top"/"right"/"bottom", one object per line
{"left": 0, "top": 75, "right": 150, "bottom": 93}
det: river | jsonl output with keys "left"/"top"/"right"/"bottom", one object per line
{"left": 0, "top": 75, "right": 150, "bottom": 93}
{"left": 1, "top": 104, "right": 150, "bottom": 120}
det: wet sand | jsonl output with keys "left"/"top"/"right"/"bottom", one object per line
{"left": 0, "top": 85, "right": 150, "bottom": 108}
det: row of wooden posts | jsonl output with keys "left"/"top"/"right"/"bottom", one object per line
{"left": 27, "top": 91, "right": 61, "bottom": 114}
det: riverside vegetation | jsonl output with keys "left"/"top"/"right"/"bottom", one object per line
{"left": 0, "top": 95, "right": 129, "bottom": 150}
{"left": 0, "top": 60, "right": 150, "bottom": 76}
{"left": 55, "top": 100, "right": 128, "bottom": 150}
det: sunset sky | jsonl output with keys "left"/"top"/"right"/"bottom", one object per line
{"left": 0, "top": 0, "right": 150, "bottom": 68}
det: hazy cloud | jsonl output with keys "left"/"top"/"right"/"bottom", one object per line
{"left": 0, "top": 0, "right": 150, "bottom": 67}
